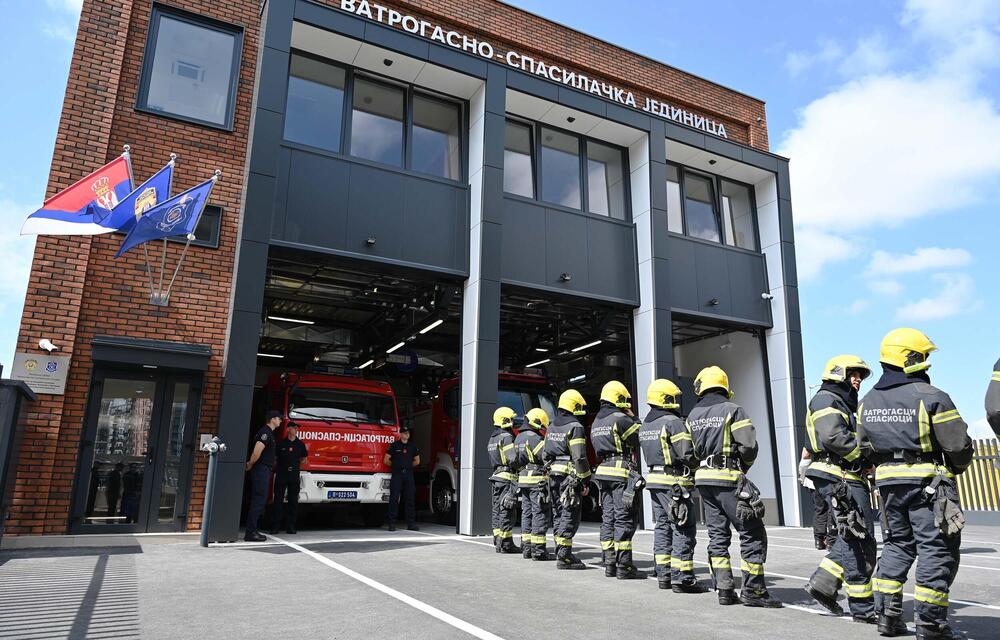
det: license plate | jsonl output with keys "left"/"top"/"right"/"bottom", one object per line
{"left": 327, "top": 490, "right": 357, "bottom": 500}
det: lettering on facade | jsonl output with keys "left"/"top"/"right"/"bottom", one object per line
{"left": 339, "top": 0, "right": 728, "bottom": 138}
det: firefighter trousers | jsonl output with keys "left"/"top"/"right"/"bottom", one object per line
{"left": 808, "top": 477, "right": 876, "bottom": 616}
{"left": 490, "top": 480, "right": 516, "bottom": 544}
{"left": 699, "top": 483, "right": 768, "bottom": 594}
{"left": 550, "top": 474, "right": 582, "bottom": 559}
{"left": 649, "top": 487, "right": 697, "bottom": 583}
{"left": 519, "top": 483, "right": 551, "bottom": 554}
{"left": 875, "top": 482, "right": 961, "bottom": 629}
{"left": 597, "top": 478, "right": 638, "bottom": 567}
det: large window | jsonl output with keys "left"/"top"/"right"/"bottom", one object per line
{"left": 281, "top": 54, "right": 465, "bottom": 181}
{"left": 666, "top": 163, "right": 759, "bottom": 251}
{"left": 136, "top": 6, "right": 243, "bottom": 129}
{"left": 503, "top": 119, "right": 629, "bottom": 220}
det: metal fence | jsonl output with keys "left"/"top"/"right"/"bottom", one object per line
{"left": 956, "top": 439, "right": 1000, "bottom": 512}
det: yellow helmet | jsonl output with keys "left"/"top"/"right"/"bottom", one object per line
{"left": 493, "top": 406, "right": 517, "bottom": 429}
{"left": 525, "top": 407, "right": 550, "bottom": 431}
{"left": 880, "top": 327, "right": 937, "bottom": 374}
{"left": 822, "top": 355, "right": 872, "bottom": 383}
{"left": 694, "top": 365, "right": 732, "bottom": 398}
{"left": 600, "top": 380, "right": 632, "bottom": 409}
{"left": 558, "top": 389, "right": 587, "bottom": 415}
{"left": 646, "top": 378, "right": 681, "bottom": 409}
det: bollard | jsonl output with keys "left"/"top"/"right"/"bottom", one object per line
{"left": 200, "top": 436, "right": 227, "bottom": 548}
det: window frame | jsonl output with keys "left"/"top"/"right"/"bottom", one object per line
{"left": 502, "top": 119, "right": 537, "bottom": 199}
{"left": 135, "top": 4, "right": 245, "bottom": 131}
{"left": 503, "top": 116, "right": 632, "bottom": 222}
{"left": 666, "top": 161, "right": 761, "bottom": 253}
{"left": 281, "top": 51, "right": 468, "bottom": 184}
{"left": 165, "top": 204, "right": 223, "bottom": 249}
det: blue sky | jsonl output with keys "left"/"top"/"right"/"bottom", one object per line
{"left": 1, "top": 0, "right": 997, "bottom": 436}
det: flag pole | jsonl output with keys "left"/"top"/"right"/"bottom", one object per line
{"left": 160, "top": 170, "right": 221, "bottom": 305}
{"left": 152, "top": 153, "right": 178, "bottom": 304}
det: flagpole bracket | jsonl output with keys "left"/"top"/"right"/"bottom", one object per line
{"left": 150, "top": 291, "right": 170, "bottom": 306}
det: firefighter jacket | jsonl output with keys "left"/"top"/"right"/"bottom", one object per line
{"left": 638, "top": 407, "right": 695, "bottom": 488}
{"left": 805, "top": 381, "right": 866, "bottom": 484}
{"left": 858, "top": 366, "right": 973, "bottom": 487}
{"left": 487, "top": 426, "right": 516, "bottom": 482}
{"left": 543, "top": 410, "right": 591, "bottom": 479}
{"left": 987, "top": 356, "right": 1000, "bottom": 438}
{"left": 514, "top": 428, "right": 547, "bottom": 488}
{"left": 591, "top": 403, "right": 641, "bottom": 481}
{"left": 686, "top": 390, "right": 758, "bottom": 486}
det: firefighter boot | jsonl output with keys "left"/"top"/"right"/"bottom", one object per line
{"left": 915, "top": 624, "right": 962, "bottom": 640}
{"left": 617, "top": 564, "right": 647, "bottom": 580}
{"left": 533, "top": 546, "right": 553, "bottom": 561}
{"left": 741, "top": 589, "right": 783, "bottom": 608}
{"left": 658, "top": 575, "right": 671, "bottom": 590}
{"left": 877, "top": 615, "right": 908, "bottom": 637}
{"left": 605, "top": 561, "right": 617, "bottom": 578}
{"left": 815, "top": 535, "right": 827, "bottom": 550}
{"left": 718, "top": 589, "right": 740, "bottom": 606}
{"left": 500, "top": 539, "right": 521, "bottom": 554}
{"left": 555, "top": 548, "right": 586, "bottom": 570}
{"left": 672, "top": 581, "right": 710, "bottom": 594}
{"left": 522, "top": 542, "right": 533, "bottom": 559}
{"left": 853, "top": 613, "right": 878, "bottom": 625}
{"left": 804, "top": 583, "right": 844, "bottom": 616}
{"left": 493, "top": 535, "right": 501, "bottom": 553}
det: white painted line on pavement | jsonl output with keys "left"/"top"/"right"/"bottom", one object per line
{"left": 268, "top": 534, "right": 506, "bottom": 640}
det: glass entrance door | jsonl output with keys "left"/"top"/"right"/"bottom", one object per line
{"left": 72, "top": 369, "right": 201, "bottom": 533}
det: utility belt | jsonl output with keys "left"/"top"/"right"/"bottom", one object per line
{"left": 871, "top": 450, "right": 944, "bottom": 466}
{"left": 493, "top": 465, "right": 512, "bottom": 473}
{"left": 277, "top": 466, "right": 301, "bottom": 474}
{"left": 813, "top": 453, "right": 862, "bottom": 473}
{"left": 700, "top": 454, "right": 741, "bottom": 470}
{"left": 598, "top": 453, "right": 626, "bottom": 463}
{"left": 550, "top": 456, "right": 572, "bottom": 476}
{"left": 648, "top": 464, "right": 688, "bottom": 474}
{"left": 522, "top": 463, "right": 544, "bottom": 472}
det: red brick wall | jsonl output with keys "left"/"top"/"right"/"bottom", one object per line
{"left": 9, "top": 0, "right": 769, "bottom": 535}
{"left": 8, "top": 0, "right": 260, "bottom": 535}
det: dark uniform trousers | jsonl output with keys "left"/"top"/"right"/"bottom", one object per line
{"left": 388, "top": 469, "right": 416, "bottom": 526}
{"left": 520, "top": 484, "right": 551, "bottom": 551}
{"left": 649, "top": 488, "right": 697, "bottom": 582}
{"left": 550, "top": 474, "right": 582, "bottom": 558}
{"left": 597, "top": 479, "right": 637, "bottom": 567}
{"left": 271, "top": 471, "right": 301, "bottom": 530}
{"left": 490, "top": 480, "right": 516, "bottom": 542}
{"left": 812, "top": 487, "right": 836, "bottom": 542}
{"left": 700, "top": 484, "right": 768, "bottom": 593}
{"left": 809, "top": 477, "right": 876, "bottom": 616}
{"left": 246, "top": 464, "right": 271, "bottom": 535}
{"left": 875, "top": 482, "right": 961, "bottom": 627}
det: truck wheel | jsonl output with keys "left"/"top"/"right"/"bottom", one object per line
{"left": 432, "top": 475, "right": 457, "bottom": 526}
{"left": 362, "top": 504, "right": 388, "bottom": 528}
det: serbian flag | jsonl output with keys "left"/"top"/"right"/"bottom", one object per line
{"left": 20, "top": 153, "right": 133, "bottom": 236}
{"left": 115, "top": 174, "right": 217, "bottom": 258}
{"left": 103, "top": 159, "right": 174, "bottom": 234}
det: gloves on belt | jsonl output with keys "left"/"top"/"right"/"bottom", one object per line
{"left": 735, "top": 475, "right": 765, "bottom": 522}
{"left": 668, "top": 484, "right": 690, "bottom": 526}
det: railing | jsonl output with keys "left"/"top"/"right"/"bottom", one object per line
{"left": 956, "top": 439, "right": 1000, "bottom": 512}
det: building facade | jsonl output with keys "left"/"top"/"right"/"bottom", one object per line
{"left": 6, "top": 0, "right": 806, "bottom": 540}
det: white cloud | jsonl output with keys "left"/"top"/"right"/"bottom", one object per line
{"left": 867, "top": 247, "right": 973, "bottom": 275}
{"left": 41, "top": 24, "right": 77, "bottom": 42}
{"left": 839, "top": 34, "right": 897, "bottom": 76}
{"left": 868, "top": 279, "right": 903, "bottom": 296}
{"left": 895, "top": 272, "right": 979, "bottom": 321}
{"left": 794, "top": 228, "right": 858, "bottom": 280}
{"left": 968, "top": 416, "right": 994, "bottom": 440}
{"left": 846, "top": 299, "right": 869, "bottom": 314}
{"left": 785, "top": 39, "right": 843, "bottom": 76}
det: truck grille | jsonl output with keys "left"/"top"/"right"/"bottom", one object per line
{"left": 321, "top": 481, "right": 363, "bottom": 489}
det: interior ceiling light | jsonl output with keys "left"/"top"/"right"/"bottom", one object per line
{"left": 526, "top": 358, "right": 551, "bottom": 368}
{"left": 534, "top": 347, "right": 548, "bottom": 352}
{"left": 267, "top": 315, "right": 314, "bottom": 325}
{"left": 419, "top": 319, "right": 444, "bottom": 334}
{"left": 571, "top": 339, "right": 602, "bottom": 353}
{"left": 358, "top": 359, "right": 375, "bottom": 369}
{"left": 569, "top": 374, "right": 586, "bottom": 383}
{"left": 257, "top": 353, "right": 284, "bottom": 359}
{"left": 386, "top": 341, "right": 406, "bottom": 354}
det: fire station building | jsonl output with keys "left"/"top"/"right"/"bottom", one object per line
{"left": 4, "top": 0, "right": 806, "bottom": 541}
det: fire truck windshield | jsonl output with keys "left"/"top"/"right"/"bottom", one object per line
{"left": 289, "top": 388, "right": 396, "bottom": 426}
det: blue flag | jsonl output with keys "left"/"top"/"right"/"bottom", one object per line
{"left": 105, "top": 160, "right": 174, "bottom": 233}
{"left": 115, "top": 175, "right": 217, "bottom": 258}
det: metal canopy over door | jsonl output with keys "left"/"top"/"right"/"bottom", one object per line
{"left": 71, "top": 369, "right": 202, "bottom": 533}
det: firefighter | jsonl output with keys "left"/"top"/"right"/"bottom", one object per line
{"left": 802, "top": 355, "right": 878, "bottom": 624}
{"left": 544, "top": 388, "right": 592, "bottom": 570}
{"left": 687, "top": 366, "right": 781, "bottom": 608}
{"left": 592, "top": 380, "right": 646, "bottom": 580}
{"left": 514, "top": 407, "right": 552, "bottom": 561}
{"left": 987, "top": 356, "right": 1000, "bottom": 437}
{"left": 858, "top": 328, "right": 973, "bottom": 640}
{"left": 639, "top": 378, "right": 707, "bottom": 592}
{"left": 487, "top": 406, "right": 520, "bottom": 554}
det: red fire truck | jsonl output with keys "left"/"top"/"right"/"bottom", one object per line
{"left": 260, "top": 373, "right": 399, "bottom": 525}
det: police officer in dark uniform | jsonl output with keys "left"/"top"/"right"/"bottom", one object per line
{"left": 384, "top": 426, "right": 420, "bottom": 531}
{"left": 687, "top": 366, "right": 781, "bottom": 608}
{"left": 544, "top": 389, "right": 591, "bottom": 570}
{"left": 858, "top": 328, "right": 973, "bottom": 640}
{"left": 245, "top": 410, "right": 280, "bottom": 542}
{"left": 270, "top": 422, "right": 308, "bottom": 535}
{"left": 592, "top": 380, "right": 645, "bottom": 580}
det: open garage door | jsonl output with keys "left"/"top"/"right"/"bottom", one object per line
{"left": 671, "top": 315, "right": 783, "bottom": 524}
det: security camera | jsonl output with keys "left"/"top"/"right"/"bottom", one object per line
{"left": 39, "top": 339, "right": 59, "bottom": 353}
{"left": 760, "top": 293, "right": 774, "bottom": 300}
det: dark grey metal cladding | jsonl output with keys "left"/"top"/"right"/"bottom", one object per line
{"left": 499, "top": 198, "right": 638, "bottom": 304}
{"left": 666, "top": 235, "right": 770, "bottom": 324}
{"left": 274, "top": 148, "right": 469, "bottom": 274}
